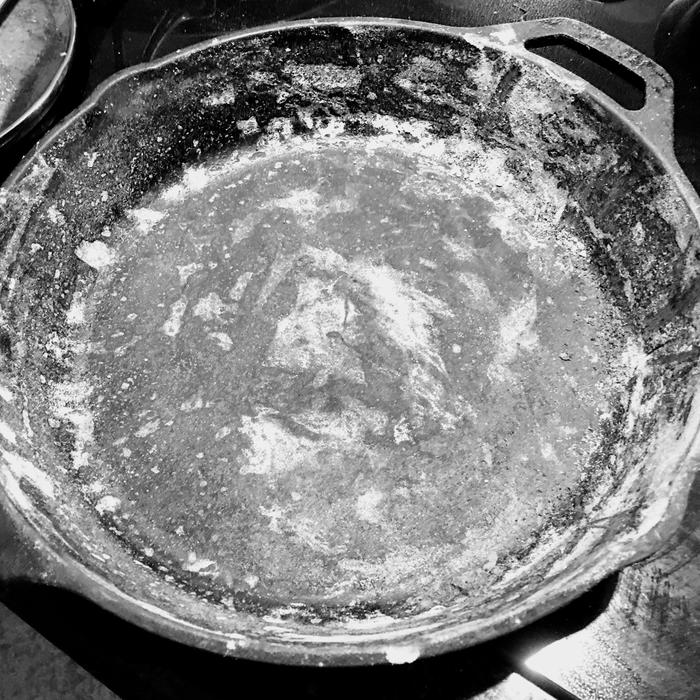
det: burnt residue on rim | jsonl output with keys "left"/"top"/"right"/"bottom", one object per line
{"left": 0, "top": 20, "right": 699, "bottom": 662}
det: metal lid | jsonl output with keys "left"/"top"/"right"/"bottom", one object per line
{"left": 0, "top": 0, "right": 76, "bottom": 149}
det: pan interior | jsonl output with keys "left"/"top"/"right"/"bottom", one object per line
{"left": 57, "top": 120, "right": 639, "bottom": 612}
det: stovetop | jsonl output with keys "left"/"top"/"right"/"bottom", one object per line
{"left": 1, "top": 1, "right": 699, "bottom": 698}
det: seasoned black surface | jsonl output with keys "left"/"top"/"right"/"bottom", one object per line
{"left": 1, "top": 0, "right": 699, "bottom": 698}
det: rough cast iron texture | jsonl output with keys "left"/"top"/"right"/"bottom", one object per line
{"left": 0, "top": 17, "right": 699, "bottom": 665}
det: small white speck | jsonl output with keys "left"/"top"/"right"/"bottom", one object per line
{"left": 87, "top": 481, "right": 104, "bottom": 494}
{"left": 237, "top": 116, "right": 260, "bottom": 136}
{"left": 540, "top": 442, "right": 556, "bottom": 460}
{"left": 209, "top": 331, "right": 233, "bottom": 351}
{"left": 183, "top": 557, "right": 217, "bottom": 573}
{"left": 66, "top": 296, "right": 86, "bottom": 325}
{"left": 393, "top": 416, "right": 412, "bottom": 444}
{"left": 96, "top": 495, "right": 121, "bottom": 515}
{"left": 161, "top": 296, "right": 188, "bottom": 337}
{"left": 180, "top": 395, "right": 203, "bottom": 412}
{"left": 75, "top": 240, "right": 116, "bottom": 269}
{"left": 215, "top": 426, "right": 231, "bottom": 440}
{"left": 135, "top": 419, "right": 160, "bottom": 438}
{"left": 177, "top": 262, "right": 202, "bottom": 285}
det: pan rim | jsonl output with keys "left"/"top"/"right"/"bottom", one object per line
{"left": 1, "top": 15, "right": 700, "bottom": 665}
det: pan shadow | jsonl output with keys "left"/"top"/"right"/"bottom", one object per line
{"left": 0, "top": 573, "right": 617, "bottom": 700}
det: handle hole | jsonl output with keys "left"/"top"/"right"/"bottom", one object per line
{"left": 524, "top": 35, "right": 646, "bottom": 111}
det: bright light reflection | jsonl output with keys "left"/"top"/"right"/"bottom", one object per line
{"left": 524, "top": 634, "right": 588, "bottom": 681}
{"left": 501, "top": 672, "right": 550, "bottom": 699}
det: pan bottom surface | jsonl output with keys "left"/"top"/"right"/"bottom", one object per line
{"left": 58, "top": 130, "right": 637, "bottom": 612}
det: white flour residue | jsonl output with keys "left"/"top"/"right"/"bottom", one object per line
{"left": 266, "top": 275, "right": 365, "bottom": 383}
{"left": 487, "top": 290, "right": 539, "bottom": 383}
{"left": 393, "top": 416, "right": 412, "bottom": 444}
{"left": 384, "top": 645, "right": 421, "bottom": 665}
{"left": 66, "top": 294, "right": 86, "bottom": 325}
{"left": 254, "top": 254, "right": 296, "bottom": 311}
{"left": 75, "top": 240, "right": 116, "bottom": 269}
{"left": 183, "top": 555, "right": 218, "bottom": 574}
{"left": 215, "top": 426, "right": 231, "bottom": 440}
{"left": 239, "top": 411, "right": 313, "bottom": 476}
{"left": 239, "top": 399, "right": 386, "bottom": 477}
{"left": 128, "top": 207, "right": 166, "bottom": 234}
{"left": 284, "top": 515, "right": 337, "bottom": 555}
{"left": 355, "top": 488, "right": 384, "bottom": 524}
{"left": 271, "top": 189, "right": 322, "bottom": 226}
{"left": 161, "top": 296, "right": 188, "bottom": 337}
{"left": 442, "top": 236, "right": 476, "bottom": 262}
{"left": 46, "top": 205, "right": 66, "bottom": 225}
{"left": 490, "top": 26, "right": 517, "bottom": 44}
{"left": 96, "top": 495, "right": 121, "bottom": 515}
{"left": 229, "top": 271, "right": 255, "bottom": 302}
{"left": 1, "top": 450, "right": 54, "bottom": 499}
{"left": 618, "top": 338, "right": 650, "bottom": 375}
{"left": 177, "top": 262, "right": 202, "bottom": 285}
{"left": 263, "top": 245, "right": 458, "bottom": 428}
{"left": 51, "top": 380, "right": 94, "bottom": 470}
{"left": 180, "top": 394, "right": 203, "bottom": 412}
{"left": 162, "top": 165, "right": 216, "bottom": 202}
{"left": 283, "top": 62, "right": 362, "bottom": 91}
{"left": 202, "top": 86, "right": 237, "bottom": 107}
{"left": 540, "top": 441, "right": 557, "bottom": 461}
{"left": 294, "top": 399, "right": 387, "bottom": 442}
{"left": 238, "top": 244, "right": 462, "bottom": 474}
{"left": 338, "top": 545, "right": 439, "bottom": 582}
{"left": 237, "top": 117, "right": 260, "bottom": 137}
{"left": 135, "top": 419, "right": 160, "bottom": 438}
{"left": 0, "top": 420, "right": 17, "bottom": 445}
{"left": 22, "top": 409, "right": 33, "bottom": 439}
{"left": 353, "top": 261, "right": 455, "bottom": 427}
{"left": 193, "top": 292, "right": 226, "bottom": 321}
{"left": 259, "top": 503, "right": 284, "bottom": 532}
{"left": 616, "top": 339, "right": 653, "bottom": 434}
{"left": 209, "top": 331, "right": 233, "bottom": 351}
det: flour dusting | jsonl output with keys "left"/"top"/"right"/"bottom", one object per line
{"left": 161, "top": 296, "right": 188, "bottom": 336}
{"left": 1, "top": 450, "right": 55, "bottom": 499}
{"left": 50, "top": 380, "right": 94, "bottom": 470}
{"left": 75, "top": 240, "right": 116, "bottom": 269}
{"left": 488, "top": 291, "right": 539, "bottom": 382}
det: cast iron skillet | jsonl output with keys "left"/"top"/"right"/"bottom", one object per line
{"left": 1, "top": 17, "right": 700, "bottom": 666}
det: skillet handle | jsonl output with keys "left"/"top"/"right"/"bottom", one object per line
{"left": 484, "top": 17, "right": 676, "bottom": 161}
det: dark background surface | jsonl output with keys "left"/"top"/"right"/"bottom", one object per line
{"left": 1, "top": 1, "right": 700, "bottom": 698}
